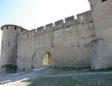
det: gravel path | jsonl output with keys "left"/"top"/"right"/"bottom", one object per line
{"left": 0, "top": 68, "right": 48, "bottom": 86}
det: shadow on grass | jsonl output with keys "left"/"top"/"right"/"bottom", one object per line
{"left": 45, "top": 66, "right": 112, "bottom": 73}
{"left": 23, "top": 71, "right": 112, "bottom": 86}
{"left": 90, "top": 67, "right": 112, "bottom": 72}
{"left": 22, "top": 67, "right": 112, "bottom": 86}
{"left": 1, "top": 67, "right": 112, "bottom": 86}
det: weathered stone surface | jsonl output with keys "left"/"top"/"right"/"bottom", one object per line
{"left": 1, "top": 0, "right": 112, "bottom": 73}
{"left": 90, "top": 0, "right": 112, "bottom": 69}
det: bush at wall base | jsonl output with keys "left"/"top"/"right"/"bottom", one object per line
{"left": 2, "top": 64, "right": 17, "bottom": 73}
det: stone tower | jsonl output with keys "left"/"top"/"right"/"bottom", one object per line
{"left": 0, "top": 25, "right": 28, "bottom": 73}
{"left": 89, "top": 0, "right": 112, "bottom": 69}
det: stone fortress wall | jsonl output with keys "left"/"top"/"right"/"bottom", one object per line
{"left": 90, "top": 0, "right": 112, "bottom": 69}
{"left": 1, "top": 0, "right": 112, "bottom": 73}
{"left": 0, "top": 25, "right": 28, "bottom": 72}
{"left": 17, "top": 11, "right": 93, "bottom": 71}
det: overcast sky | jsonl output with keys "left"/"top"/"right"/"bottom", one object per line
{"left": 0, "top": 0, "right": 90, "bottom": 52}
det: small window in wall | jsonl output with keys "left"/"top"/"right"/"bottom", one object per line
{"left": 102, "top": 0, "right": 107, "bottom": 2}
{"left": 15, "top": 27, "right": 17, "bottom": 30}
{"left": 31, "top": 66, "right": 34, "bottom": 68}
{"left": 21, "top": 29, "right": 23, "bottom": 32}
{"left": 6, "top": 26, "right": 8, "bottom": 29}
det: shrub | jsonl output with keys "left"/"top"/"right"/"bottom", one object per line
{"left": 2, "top": 64, "right": 17, "bottom": 73}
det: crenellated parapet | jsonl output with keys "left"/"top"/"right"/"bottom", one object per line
{"left": 28, "top": 10, "right": 92, "bottom": 33}
{"left": 55, "top": 20, "right": 64, "bottom": 29}
{"left": 9, "top": 10, "right": 93, "bottom": 40}
{"left": 64, "top": 16, "right": 75, "bottom": 27}
{"left": 77, "top": 11, "right": 92, "bottom": 24}
{"left": 45, "top": 23, "right": 54, "bottom": 30}
{"left": 30, "top": 29, "right": 37, "bottom": 32}
{"left": 37, "top": 26, "right": 44, "bottom": 32}
{"left": 1, "top": 24, "right": 29, "bottom": 32}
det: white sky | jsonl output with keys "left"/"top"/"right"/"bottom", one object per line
{"left": 0, "top": 0, "right": 90, "bottom": 29}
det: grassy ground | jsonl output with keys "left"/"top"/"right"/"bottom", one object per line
{"left": 26, "top": 67, "right": 112, "bottom": 86}
{"left": 27, "top": 71, "right": 112, "bottom": 86}
{"left": 1, "top": 67, "right": 112, "bottom": 86}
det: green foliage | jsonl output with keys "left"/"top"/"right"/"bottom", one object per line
{"left": 0, "top": 82, "right": 1, "bottom": 84}
{"left": 51, "top": 66, "right": 91, "bottom": 71}
{"left": 50, "top": 66, "right": 112, "bottom": 72}
{"left": 90, "top": 67, "right": 112, "bottom": 72}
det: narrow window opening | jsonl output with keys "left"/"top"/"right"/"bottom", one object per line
{"left": 102, "top": 0, "right": 107, "bottom": 2}
{"left": 15, "top": 27, "right": 17, "bottom": 30}
{"left": 31, "top": 66, "right": 34, "bottom": 68}
{"left": 21, "top": 29, "right": 23, "bottom": 32}
{"left": 6, "top": 26, "right": 8, "bottom": 29}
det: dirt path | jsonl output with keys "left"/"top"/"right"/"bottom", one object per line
{"left": 1, "top": 78, "right": 30, "bottom": 86}
{"left": 0, "top": 68, "right": 48, "bottom": 86}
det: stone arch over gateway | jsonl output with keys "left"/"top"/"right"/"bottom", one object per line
{"left": 31, "top": 47, "right": 53, "bottom": 68}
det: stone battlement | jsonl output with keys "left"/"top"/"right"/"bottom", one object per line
{"left": 20, "top": 10, "right": 92, "bottom": 40}
{"left": 27, "top": 10, "right": 92, "bottom": 34}
{"left": 1, "top": 24, "right": 29, "bottom": 32}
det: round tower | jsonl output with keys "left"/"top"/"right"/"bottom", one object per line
{"left": 88, "top": 0, "right": 112, "bottom": 69}
{"left": 0, "top": 25, "right": 28, "bottom": 73}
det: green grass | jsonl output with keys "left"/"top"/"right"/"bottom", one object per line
{"left": 42, "top": 66, "right": 112, "bottom": 75}
{"left": 0, "top": 82, "right": 2, "bottom": 84}
{"left": 25, "top": 66, "right": 112, "bottom": 86}
{"left": 26, "top": 71, "right": 112, "bottom": 86}
{"left": 50, "top": 66, "right": 91, "bottom": 71}
{"left": 90, "top": 67, "right": 112, "bottom": 72}
{"left": 51, "top": 66, "right": 112, "bottom": 72}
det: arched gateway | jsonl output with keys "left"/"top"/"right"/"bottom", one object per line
{"left": 43, "top": 52, "right": 52, "bottom": 65}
